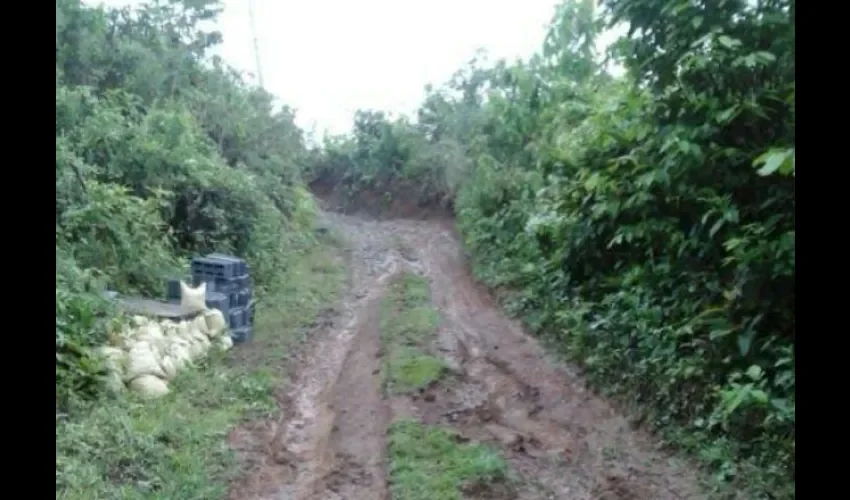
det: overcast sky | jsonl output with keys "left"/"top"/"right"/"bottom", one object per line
{"left": 87, "top": 0, "right": 622, "bottom": 137}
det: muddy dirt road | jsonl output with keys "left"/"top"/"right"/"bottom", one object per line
{"left": 229, "top": 210, "right": 708, "bottom": 500}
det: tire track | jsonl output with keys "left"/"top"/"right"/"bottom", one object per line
{"left": 230, "top": 209, "right": 709, "bottom": 500}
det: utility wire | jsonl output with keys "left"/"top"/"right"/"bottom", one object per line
{"left": 247, "top": 0, "right": 264, "bottom": 87}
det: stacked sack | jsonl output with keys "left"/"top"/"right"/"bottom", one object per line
{"left": 95, "top": 305, "right": 231, "bottom": 399}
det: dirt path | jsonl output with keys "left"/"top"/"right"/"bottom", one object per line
{"left": 229, "top": 210, "right": 708, "bottom": 500}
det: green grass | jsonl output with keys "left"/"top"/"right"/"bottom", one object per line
{"left": 388, "top": 419, "right": 510, "bottom": 500}
{"left": 380, "top": 272, "right": 447, "bottom": 393}
{"left": 397, "top": 273, "right": 431, "bottom": 307}
{"left": 381, "top": 275, "right": 514, "bottom": 499}
{"left": 386, "top": 350, "right": 447, "bottom": 392}
{"left": 56, "top": 236, "right": 346, "bottom": 500}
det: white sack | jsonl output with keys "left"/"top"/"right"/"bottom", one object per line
{"left": 191, "top": 314, "right": 211, "bottom": 337}
{"left": 131, "top": 315, "right": 150, "bottom": 327}
{"left": 180, "top": 281, "right": 207, "bottom": 312}
{"left": 128, "top": 374, "right": 170, "bottom": 399}
{"left": 135, "top": 323, "right": 167, "bottom": 354}
{"left": 185, "top": 334, "right": 207, "bottom": 360}
{"left": 167, "top": 339, "right": 193, "bottom": 370}
{"left": 124, "top": 341, "right": 167, "bottom": 381}
{"left": 159, "top": 355, "right": 178, "bottom": 380}
{"left": 217, "top": 334, "right": 233, "bottom": 351}
{"left": 160, "top": 321, "right": 179, "bottom": 337}
{"left": 203, "top": 309, "right": 227, "bottom": 338}
{"left": 176, "top": 320, "right": 192, "bottom": 339}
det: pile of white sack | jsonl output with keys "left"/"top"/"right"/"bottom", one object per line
{"left": 96, "top": 308, "right": 232, "bottom": 399}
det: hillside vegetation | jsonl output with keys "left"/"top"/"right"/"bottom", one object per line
{"left": 307, "top": 0, "right": 795, "bottom": 497}
{"left": 57, "top": 0, "right": 317, "bottom": 404}
{"left": 56, "top": 0, "right": 339, "bottom": 497}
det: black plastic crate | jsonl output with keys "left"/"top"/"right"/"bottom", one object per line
{"left": 205, "top": 291, "right": 229, "bottom": 315}
{"left": 229, "top": 307, "right": 247, "bottom": 329}
{"left": 191, "top": 274, "right": 223, "bottom": 289}
{"left": 191, "top": 280, "right": 248, "bottom": 308}
{"left": 205, "top": 253, "right": 249, "bottom": 276}
{"left": 247, "top": 300, "right": 256, "bottom": 325}
{"left": 165, "top": 275, "right": 200, "bottom": 300}
{"left": 191, "top": 256, "right": 239, "bottom": 280}
{"left": 208, "top": 274, "right": 252, "bottom": 293}
{"left": 231, "top": 326, "right": 253, "bottom": 344}
{"left": 165, "top": 278, "right": 183, "bottom": 301}
{"left": 237, "top": 289, "right": 252, "bottom": 307}
{"left": 191, "top": 272, "right": 252, "bottom": 292}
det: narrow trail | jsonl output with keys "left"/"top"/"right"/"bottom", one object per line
{"left": 229, "top": 209, "right": 708, "bottom": 500}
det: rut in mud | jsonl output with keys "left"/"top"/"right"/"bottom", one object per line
{"left": 229, "top": 210, "right": 709, "bottom": 500}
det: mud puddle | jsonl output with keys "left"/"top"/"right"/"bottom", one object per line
{"left": 230, "top": 210, "right": 708, "bottom": 500}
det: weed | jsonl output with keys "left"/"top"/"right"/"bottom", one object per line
{"left": 386, "top": 350, "right": 447, "bottom": 393}
{"left": 388, "top": 419, "right": 510, "bottom": 500}
{"left": 380, "top": 272, "right": 446, "bottom": 393}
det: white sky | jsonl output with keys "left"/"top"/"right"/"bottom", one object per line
{"left": 84, "top": 0, "right": 624, "bottom": 137}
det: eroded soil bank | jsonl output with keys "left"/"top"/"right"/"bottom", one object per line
{"left": 229, "top": 210, "right": 709, "bottom": 500}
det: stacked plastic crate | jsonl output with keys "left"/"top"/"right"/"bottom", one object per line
{"left": 164, "top": 253, "right": 254, "bottom": 344}
{"left": 193, "top": 254, "right": 254, "bottom": 343}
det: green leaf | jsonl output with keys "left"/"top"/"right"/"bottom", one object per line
{"left": 754, "top": 51, "right": 777, "bottom": 63}
{"left": 737, "top": 331, "right": 755, "bottom": 357}
{"left": 718, "top": 35, "right": 742, "bottom": 49}
{"left": 716, "top": 106, "right": 739, "bottom": 124}
{"left": 583, "top": 172, "right": 602, "bottom": 190}
{"left": 745, "top": 365, "right": 763, "bottom": 381}
{"left": 754, "top": 148, "right": 794, "bottom": 176}
{"left": 750, "top": 389, "right": 769, "bottom": 404}
{"left": 709, "top": 219, "right": 724, "bottom": 238}
{"left": 709, "top": 328, "right": 735, "bottom": 341}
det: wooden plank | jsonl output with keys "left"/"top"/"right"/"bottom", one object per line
{"left": 116, "top": 296, "right": 202, "bottom": 320}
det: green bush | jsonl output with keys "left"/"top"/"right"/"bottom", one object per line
{"left": 56, "top": 0, "right": 315, "bottom": 406}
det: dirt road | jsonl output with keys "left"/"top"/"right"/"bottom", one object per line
{"left": 228, "top": 210, "right": 708, "bottom": 500}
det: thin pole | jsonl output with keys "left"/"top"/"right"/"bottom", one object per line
{"left": 247, "top": 0, "right": 264, "bottom": 87}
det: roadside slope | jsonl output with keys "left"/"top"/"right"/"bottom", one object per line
{"left": 57, "top": 235, "right": 345, "bottom": 500}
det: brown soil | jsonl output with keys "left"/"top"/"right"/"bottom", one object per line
{"left": 310, "top": 179, "right": 452, "bottom": 220}
{"left": 228, "top": 207, "right": 711, "bottom": 500}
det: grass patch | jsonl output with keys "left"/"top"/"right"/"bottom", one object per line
{"left": 250, "top": 238, "right": 347, "bottom": 366}
{"left": 388, "top": 419, "right": 510, "bottom": 500}
{"left": 386, "top": 349, "right": 447, "bottom": 392}
{"left": 380, "top": 272, "right": 447, "bottom": 393}
{"left": 398, "top": 273, "right": 431, "bottom": 307}
{"left": 56, "top": 236, "right": 346, "bottom": 500}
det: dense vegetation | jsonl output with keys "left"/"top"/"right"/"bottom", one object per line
{"left": 56, "top": 0, "right": 344, "bottom": 496}
{"left": 307, "top": 0, "right": 795, "bottom": 497}
{"left": 56, "top": 0, "right": 319, "bottom": 405}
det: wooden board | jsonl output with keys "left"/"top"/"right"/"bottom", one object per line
{"left": 116, "top": 297, "right": 202, "bottom": 320}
